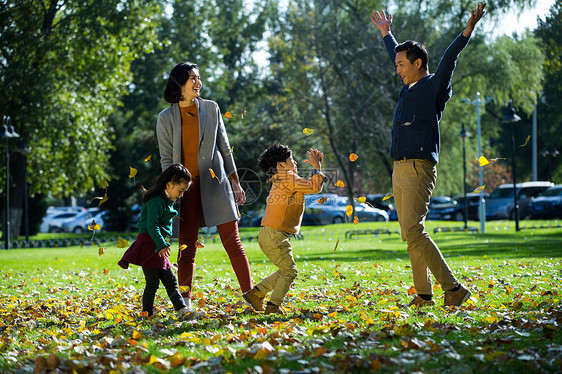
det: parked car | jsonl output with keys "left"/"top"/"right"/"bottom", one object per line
{"left": 429, "top": 196, "right": 452, "bottom": 207}
{"left": 486, "top": 181, "right": 554, "bottom": 220}
{"left": 40, "top": 211, "right": 81, "bottom": 233}
{"left": 428, "top": 193, "right": 490, "bottom": 221}
{"left": 46, "top": 206, "right": 84, "bottom": 215}
{"left": 303, "top": 194, "right": 389, "bottom": 225}
{"left": 61, "top": 209, "right": 107, "bottom": 233}
{"left": 529, "top": 185, "right": 562, "bottom": 219}
{"left": 366, "top": 193, "right": 395, "bottom": 212}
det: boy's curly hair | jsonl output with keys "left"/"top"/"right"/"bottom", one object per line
{"left": 257, "top": 143, "right": 292, "bottom": 175}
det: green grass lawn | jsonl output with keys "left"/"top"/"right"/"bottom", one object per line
{"left": 1, "top": 220, "right": 561, "bottom": 373}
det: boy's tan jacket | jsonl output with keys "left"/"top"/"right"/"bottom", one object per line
{"left": 261, "top": 170, "right": 325, "bottom": 234}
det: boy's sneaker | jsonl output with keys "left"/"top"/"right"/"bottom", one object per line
{"left": 243, "top": 287, "right": 265, "bottom": 312}
{"left": 444, "top": 285, "right": 471, "bottom": 307}
{"left": 264, "top": 303, "right": 286, "bottom": 316}
{"left": 408, "top": 295, "right": 436, "bottom": 307}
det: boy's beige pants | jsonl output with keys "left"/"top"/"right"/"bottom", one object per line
{"left": 256, "top": 226, "right": 298, "bottom": 306}
{"left": 393, "top": 159, "right": 459, "bottom": 295}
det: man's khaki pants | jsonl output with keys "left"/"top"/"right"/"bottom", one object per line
{"left": 256, "top": 226, "right": 298, "bottom": 306}
{"left": 393, "top": 159, "right": 459, "bottom": 295}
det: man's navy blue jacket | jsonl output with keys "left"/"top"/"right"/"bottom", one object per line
{"left": 383, "top": 33, "right": 470, "bottom": 165}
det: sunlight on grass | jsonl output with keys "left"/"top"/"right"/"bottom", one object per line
{"left": 0, "top": 221, "right": 560, "bottom": 372}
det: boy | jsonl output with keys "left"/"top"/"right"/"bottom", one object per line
{"left": 243, "top": 144, "right": 325, "bottom": 315}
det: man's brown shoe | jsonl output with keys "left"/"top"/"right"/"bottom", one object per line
{"left": 264, "top": 303, "right": 286, "bottom": 315}
{"left": 444, "top": 285, "right": 471, "bottom": 307}
{"left": 408, "top": 295, "right": 436, "bottom": 307}
{"left": 243, "top": 287, "right": 265, "bottom": 312}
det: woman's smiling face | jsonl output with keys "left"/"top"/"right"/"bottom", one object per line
{"left": 181, "top": 68, "right": 202, "bottom": 102}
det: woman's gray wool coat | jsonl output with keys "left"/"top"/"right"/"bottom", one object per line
{"left": 156, "top": 98, "right": 239, "bottom": 231}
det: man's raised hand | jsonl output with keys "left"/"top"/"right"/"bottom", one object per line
{"left": 463, "top": 2, "right": 486, "bottom": 37}
{"left": 371, "top": 10, "right": 392, "bottom": 37}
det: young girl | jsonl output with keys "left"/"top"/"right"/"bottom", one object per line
{"left": 118, "top": 164, "right": 192, "bottom": 317}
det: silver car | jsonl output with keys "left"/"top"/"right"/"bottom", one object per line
{"left": 303, "top": 194, "right": 389, "bottom": 225}
{"left": 486, "top": 181, "right": 553, "bottom": 220}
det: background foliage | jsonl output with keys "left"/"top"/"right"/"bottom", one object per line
{"left": 1, "top": 0, "right": 560, "bottom": 234}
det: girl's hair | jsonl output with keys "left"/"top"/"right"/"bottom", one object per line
{"left": 257, "top": 143, "right": 292, "bottom": 175}
{"left": 163, "top": 62, "right": 199, "bottom": 103}
{"left": 142, "top": 164, "right": 191, "bottom": 203}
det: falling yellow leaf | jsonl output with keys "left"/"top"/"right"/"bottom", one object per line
{"left": 473, "top": 185, "right": 486, "bottom": 194}
{"left": 303, "top": 128, "right": 314, "bottom": 136}
{"left": 333, "top": 239, "right": 340, "bottom": 252}
{"left": 478, "top": 156, "right": 490, "bottom": 166}
{"left": 519, "top": 135, "right": 530, "bottom": 147}
{"left": 382, "top": 193, "right": 393, "bottom": 201}
{"left": 355, "top": 196, "right": 366, "bottom": 203}
{"left": 129, "top": 167, "right": 137, "bottom": 179}
{"left": 100, "top": 180, "right": 109, "bottom": 189}
{"left": 226, "top": 146, "right": 234, "bottom": 156}
{"left": 179, "top": 244, "right": 187, "bottom": 252}
{"left": 209, "top": 168, "right": 221, "bottom": 183}
{"left": 346, "top": 205, "right": 353, "bottom": 217}
{"left": 224, "top": 111, "right": 233, "bottom": 119}
{"left": 144, "top": 155, "right": 152, "bottom": 162}
{"left": 89, "top": 192, "right": 108, "bottom": 207}
{"left": 489, "top": 157, "right": 506, "bottom": 162}
{"left": 349, "top": 153, "right": 358, "bottom": 162}
{"left": 88, "top": 220, "right": 101, "bottom": 231}
{"left": 98, "top": 247, "right": 106, "bottom": 258}
{"left": 116, "top": 237, "right": 129, "bottom": 248}
{"left": 89, "top": 220, "right": 101, "bottom": 241}
{"left": 353, "top": 216, "right": 359, "bottom": 224}
{"left": 335, "top": 180, "right": 345, "bottom": 188}
{"left": 317, "top": 196, "right": 328, "bottom": 204}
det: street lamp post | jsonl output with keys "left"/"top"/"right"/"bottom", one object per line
{"left": 540, "top": 147, "right": 560, "bottom": 183}
{"left": 462, "top": 92, "right": 492, "bottom": 233}
{"left": 501, "top": 101, "right": 521, "bottom": 232}
{"left": 17, "top": 139, "right": 31, "bottom": 243}
{"left": 458, "top": 122, "right": 471, "bottom": 230}
{"left": 1, "top": 116, "right": 20, "bottom": 249}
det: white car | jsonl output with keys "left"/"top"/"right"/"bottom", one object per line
{"left": 40, "top": 211, "right": 81, "bottom": 233}
{"left": 61, "top": 209, "right": 107, "bottom": 233}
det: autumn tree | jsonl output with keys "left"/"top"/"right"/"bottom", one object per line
{"left": 266, "top": 0, "right": 546, "bottom": 204}
{"left": 0, "top": 0, "right": 161, "bottom": 239}
{"left": 104, "top": 0, "right": 278, "bottom": 228}
{"left": 534, "top": 1, "right": 562, "bottom": 183}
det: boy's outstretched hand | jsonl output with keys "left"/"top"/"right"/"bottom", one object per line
{"left": 463, "top": 2, "right": 486, "bottom": 37}
{"left": 304, "top": 148, "right": 324, "bottom": 171}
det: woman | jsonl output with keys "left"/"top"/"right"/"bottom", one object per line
{"left": 156, "top": 61, "right": 253, "bottom": 310}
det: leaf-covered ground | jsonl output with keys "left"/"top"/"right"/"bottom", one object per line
{"left": 1, "top": 222, "right": 561, "bottom": 373}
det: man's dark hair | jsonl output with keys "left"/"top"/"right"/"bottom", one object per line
{"left": 258, "top": 143, "right": 292, "bottom": 175}
{"left": 395, "top": 41, "right": 428, "bottom": 71}
{"left": 163, "top": 62, "right": 198, "bottom": 104}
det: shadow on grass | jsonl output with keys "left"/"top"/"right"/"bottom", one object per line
{"left": 296, "top": 230, "right": 562, "bottom": 265}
